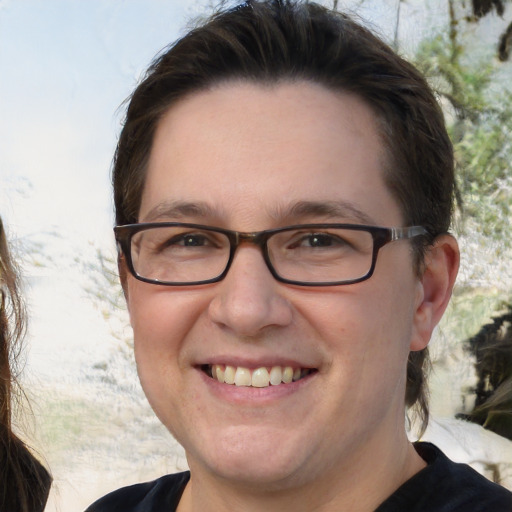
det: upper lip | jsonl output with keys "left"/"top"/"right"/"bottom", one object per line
{"left": 195, "top": 355, "right": 317, "bottom": 370}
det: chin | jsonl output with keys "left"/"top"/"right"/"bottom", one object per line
{"left": 185, "top": 425, "right": 314, "bottom": 489}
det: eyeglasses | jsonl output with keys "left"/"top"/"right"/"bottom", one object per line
{"left": 114, "top": 222, "right": 428, "bottom": 287}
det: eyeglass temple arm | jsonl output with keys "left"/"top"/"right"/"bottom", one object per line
{"left": 390, "top": 226, "right": 428, "bottom": 241}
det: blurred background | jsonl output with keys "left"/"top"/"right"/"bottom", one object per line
{"left": 1, "top": 1, "right": 511, "bottom": 510}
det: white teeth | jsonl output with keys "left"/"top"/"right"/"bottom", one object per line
{"left": 210, "top": 364, "right": 310, "bottom": 387}
{"left": 224, "top": 365, "right": 236, "bottom": 384}
{"left": 215, "top": 365, "right": 225, "bottom": 382}
{"left": 234, "top": 367, "right": 252, "bottom": 386}
{"left": 269, "top": 366, "right": 282, "bottom": 386}
{"left": 282, "top": 366, "right": 293, "bottom": 384}
{"left": 251, "top": 367, "right": 270, "bottom": 388}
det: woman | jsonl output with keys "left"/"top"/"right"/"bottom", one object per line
{"left": 0, "top": 216, "right": 51, "bottom": 512}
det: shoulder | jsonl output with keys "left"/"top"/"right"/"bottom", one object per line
{"left": 85, "top": 471, "right": 190, "bottom": 512}
{"left": 377, "top": 443, "right": 512, "bottom": 512}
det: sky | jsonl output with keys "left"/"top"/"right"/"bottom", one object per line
{"left": 1, "top": 0, "right": 204, "bottom": 250}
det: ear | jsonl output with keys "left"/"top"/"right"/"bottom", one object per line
{"left": 410, "top": 234, "right": 460, "bottom": 351}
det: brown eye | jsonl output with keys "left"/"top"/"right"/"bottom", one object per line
{"left": 176, "top": 234, "right": 211, "bottom": 247}
{"left": 288, "top": 232, "right": 349, "bottom": 250}
{"left": 301, "top": 233, "right": 341, "bottom": 247}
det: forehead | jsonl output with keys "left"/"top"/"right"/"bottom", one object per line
{"left": 140, "top": 80, "right": 402, "bottom": 228}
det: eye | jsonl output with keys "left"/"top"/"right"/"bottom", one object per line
{"left": 301, "top": 233, "right": 342, "bottom": 248}
{"left": 174, "top": 233, "right": 212, "bottom": 247}
{"left": 161, "top": 231, "right": 222, "bottom": 250}
{"left": 290, "top": 232, "right": 350, "bottom": 249}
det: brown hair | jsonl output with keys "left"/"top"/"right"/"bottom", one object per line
{"left": 0, "top": 217, "right": 51, "bottom": 512}
{"left": 113, "top": 0, "right": 456, "bottom": 432}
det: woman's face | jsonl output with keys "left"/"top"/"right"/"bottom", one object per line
{"left": 124, "top": 81, "right": 428, "bottom": 490}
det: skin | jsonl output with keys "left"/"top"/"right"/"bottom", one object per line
{"left": 123, "top": 81, "right": 459, "bottom": 511}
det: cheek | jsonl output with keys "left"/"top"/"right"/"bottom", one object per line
{"left": 126, "top": 283, "right": 209, "bottom": 426}
{"left": 299, "top": 279, "right": 415, "bottom": 370}
{"left": 127, "top": 281, "right": 208, "bottom": 376}
{"left": 129, "top": 281, "right": 200, "bottom": 340}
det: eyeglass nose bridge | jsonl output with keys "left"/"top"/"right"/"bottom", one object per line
{"left": 232, "top": 230, "right": 269, "bottom": 246}
{"left": 223, "top": 230, "right": 277, "bottom": 280}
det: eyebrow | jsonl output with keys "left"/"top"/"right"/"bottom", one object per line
{"left": 142, "top": 200, "right": 217, "bottom": 222}
{"left": 142, "top": 199, "right": 376, "bottom": 225}
{"left": 280, "top": 200, "right": 376, "bottom": 225}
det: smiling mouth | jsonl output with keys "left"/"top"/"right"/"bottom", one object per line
{"left": 202, "top": 364, "right": 315, "bottom": 388}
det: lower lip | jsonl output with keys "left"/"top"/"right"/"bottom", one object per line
{"left": 197, "top": 367, "right": 316, "bottom": 404}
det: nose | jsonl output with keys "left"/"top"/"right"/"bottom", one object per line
{"left": 207, "top": 244, "right": 293, "bottom": 337}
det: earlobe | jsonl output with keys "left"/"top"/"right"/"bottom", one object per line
{"left": 410, "top": 234, "right": 460, "bottom": 351}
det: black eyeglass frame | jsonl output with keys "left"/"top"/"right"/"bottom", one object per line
{"left": 114, "top": 222, "right": 429, "bottom": 287}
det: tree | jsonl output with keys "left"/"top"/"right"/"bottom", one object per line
{"left": 402, "top": 0, "right": 512, "bottom": 441}
{"left": 411, "top": 0, "right": 512, "bottom": 243}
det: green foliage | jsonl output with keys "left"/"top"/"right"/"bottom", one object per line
{"left": 414, "top": 22, "right": 512, "bottom": 243}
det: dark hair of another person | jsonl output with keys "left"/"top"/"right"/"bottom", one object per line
{"left": 112, "top": 0, "right": 456, "bottom": 433}
{"left": 0, "top": 217, "right": 51, "bottom": 512}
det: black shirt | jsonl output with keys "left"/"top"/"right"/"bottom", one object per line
{"left": 86, "top": 443, "right": 512, "bottom": 511}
